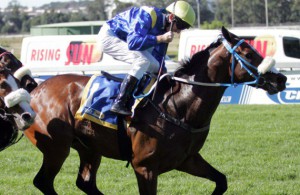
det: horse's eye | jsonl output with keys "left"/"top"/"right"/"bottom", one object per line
{"left": 245, "top": 53, "right": 252, "bottom": 59}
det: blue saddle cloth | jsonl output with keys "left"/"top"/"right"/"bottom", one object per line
{"left": 75, "top": 74, "right": 121, "bottom": 130}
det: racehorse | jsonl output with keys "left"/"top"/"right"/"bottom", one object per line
{"left": 0, "top": 47, "right": 37, "bottom": 151}
{"left": 0, "top": 67, "right": 36, "bottom": 150}
{"left": 24, "top": 27, "right": 286, "bottom": 194}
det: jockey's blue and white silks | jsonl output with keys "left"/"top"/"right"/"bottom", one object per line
{"left": 107, "top": 6, "right": 167, "bottom": 53}
{"left": 98, "top": 6, "right": 168, "bottom": 79}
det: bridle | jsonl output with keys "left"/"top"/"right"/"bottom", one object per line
{"left": 0, "top": 100, "right": 15, "bottom": 122}
{"left": 221, "top": 37, "right": 265, "bottom": 86}
{"left": 171, "top": 35, "right": 275, "bottom": 88}
{"left": 136, "top": 35, "right": 276, "bottom": 101}
{"left": 0, "top": 69, "right": 18, "bottom": 123}
{"left": 0, "top": 86, "right": 24, "bottom": 152}
{"left": 0, "top": 51, "right": 34, "bottom": 149}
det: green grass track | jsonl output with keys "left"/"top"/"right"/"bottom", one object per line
{"left": 0, "top": 104, "right": 299, "bottom": 194}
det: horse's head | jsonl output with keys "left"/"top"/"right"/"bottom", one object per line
{"left": 0, "top": 47, "right": 38, "bottom": 93}
{"left": 208, "top": 26, "right": 287, "bottom": 94}
{"left": 0, "top": 68, "right": 36, "bottom": 130}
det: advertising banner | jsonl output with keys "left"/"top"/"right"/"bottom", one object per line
{"left": 221, "top": 74, "right": 300, "bottom": 104}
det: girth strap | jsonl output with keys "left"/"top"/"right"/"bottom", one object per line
{"left": 146, "top": 99, "right": 210, "bottom": 133}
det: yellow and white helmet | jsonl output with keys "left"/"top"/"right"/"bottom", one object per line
{"left": 166, "top": 1, "right": 196, "bottom": 27}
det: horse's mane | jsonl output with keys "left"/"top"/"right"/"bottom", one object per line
{"left": 174, "top": 38, "right": 222, "bottom": 77}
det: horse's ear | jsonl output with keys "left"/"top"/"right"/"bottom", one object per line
{"left": 221, "top": 26, "right": 232, "bottom": 43}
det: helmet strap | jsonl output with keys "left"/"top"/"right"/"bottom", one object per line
{"left": 170, "top": 1, "right": 177, "bottom": 29}
{"left": 165, "top": 14, "right": 174, "bottom": 30}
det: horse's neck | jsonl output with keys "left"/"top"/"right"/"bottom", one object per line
{"left": 157, "top": 49, "right": 230, "bottom": 128}
{"left": 207, "top": 54, "right": 231, "bottom": 83}
{"left": 159, "top": 76, "right": 226, "bottom": 128}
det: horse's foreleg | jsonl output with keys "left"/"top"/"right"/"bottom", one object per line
{"left": 76, "top": 148, "right": 103, "bottom": 195}
{"left": 33, "top": 150, "right": 70, "bottom": 195}
{"left": 176, "top": 153, "right": 227, "bottom": 195}
{"left": 134, "top": 166, "right": 158, "bottom": 195}
{"left": 130, "top": 131, "right": 159, "bottom": 195}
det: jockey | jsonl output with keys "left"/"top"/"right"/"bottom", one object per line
{"left": 98, "top": 1, "right": 196, "bottom": 116}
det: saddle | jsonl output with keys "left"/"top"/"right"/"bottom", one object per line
{"left": 75, "top": 71, "right": 155, "bottom": 161}
{"left": 75, "top": 71, "right": 154, "bottom": 129}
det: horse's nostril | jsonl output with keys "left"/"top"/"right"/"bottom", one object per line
{"left": 21, "top": 113, "right": 32, "bottom": 122}
{"left": 278, "top": 75, "right": 287, "bottom": 83}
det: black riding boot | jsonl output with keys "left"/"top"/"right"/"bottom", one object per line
{"left": 110, "top": 74, "right": 138, "bottom": 116}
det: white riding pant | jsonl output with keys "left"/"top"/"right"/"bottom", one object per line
{"left": 97, "top": 24, "right": 160, "bottom": 79}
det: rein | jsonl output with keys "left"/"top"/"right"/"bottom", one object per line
{"left": 151, "top": 1, "right": 178, "bottom": 100}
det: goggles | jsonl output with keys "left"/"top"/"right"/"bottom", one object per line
{"left": 175, "top": 17, "right": 191, "bottom": 30}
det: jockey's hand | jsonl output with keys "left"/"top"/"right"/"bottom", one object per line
{"left": 157, "top": 31, "right": 174, "bottom": 43}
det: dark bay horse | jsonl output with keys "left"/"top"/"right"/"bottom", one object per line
{"left": 24, "top": 27, "right": 286, "bottom": 194}
{"left": 0, "top": 47, "right": 37, "bottom": 150}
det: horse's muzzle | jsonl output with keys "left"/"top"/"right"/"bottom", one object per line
{"left": 21, "top": 112, "right": 35, "bottom": 124}
{"left": 16, "top": 112, "right": 36, "bottom": 130}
